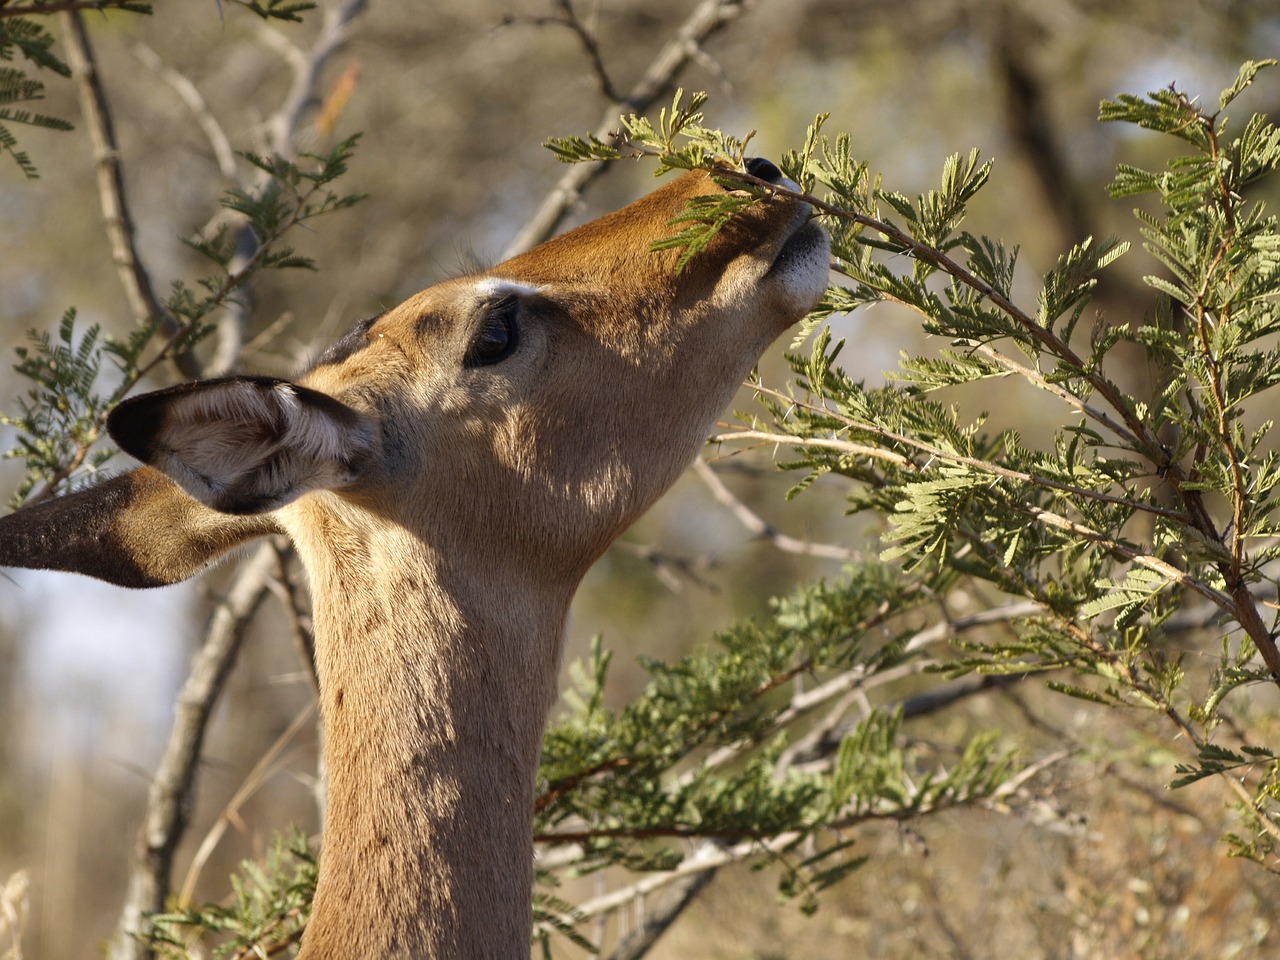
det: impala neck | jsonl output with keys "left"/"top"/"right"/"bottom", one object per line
{"left": 294, "top": 511, "right": 571, "bottom": 959}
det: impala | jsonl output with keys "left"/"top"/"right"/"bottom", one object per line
{"left": 0, "top": 158, "right": 828, "bottom": 958}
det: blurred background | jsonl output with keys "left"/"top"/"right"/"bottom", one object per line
{"left": 1, "top": 1, "right": 1278, "bottom": 957}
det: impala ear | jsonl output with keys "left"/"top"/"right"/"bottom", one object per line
{"left": 109, "top": 376, "right": 377, "bottom": 515}
{"left": 0, "top": 468, "right": 279, "bottom": 588}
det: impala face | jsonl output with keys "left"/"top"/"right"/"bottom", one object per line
{"left": 95, "top": 164, "right": 829, "bottom": 584}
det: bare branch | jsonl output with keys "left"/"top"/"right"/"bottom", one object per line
{"left": 612, "top": 539, "right": 719, "bottom": 592}
{"left": 501, "top": 0, "right": 749, "bottom": 259}
{"left": 260, "top": 0, "right": 369, "bottom": 158}
{"left": 58, "top": 11, "right": 202, "bottom": 379}
{"left": 568, "top": 833, "right": 798, "bottom": 922}
{"left": 107, "top": 542, "right": 279, "bottom": 960}
{"left": 604, "top": 866, "right": 718, "bottom": 960}
{"left": 502, "top": 0, "right": 622, "bottom": 102}
{"left": 128, "top": 40, "right": 238, "bottom": 180}
{"left": 692, "top": 458, "right": 858, "bottom": 562}
{"left": 267, "top": 542, "right": 319, "bottom": 693}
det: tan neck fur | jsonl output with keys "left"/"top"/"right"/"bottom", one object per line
{"left": 290, "top": 503, "right": 569, "bottom": 958}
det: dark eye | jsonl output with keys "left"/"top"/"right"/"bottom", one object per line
{"left": 463, "top": 296, "right": 520, "bottom": 368}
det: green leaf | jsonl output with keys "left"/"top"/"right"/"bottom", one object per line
{"left": 1219, "top": 59, "right": 1277, "bottom": 110}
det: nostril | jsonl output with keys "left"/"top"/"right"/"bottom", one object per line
{"left": 744, "top": 157, "right": 784, "bottom": 183}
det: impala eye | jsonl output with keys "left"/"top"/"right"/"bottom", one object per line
{"left": 463, "top": 296, "right": 520, "bottom": 368}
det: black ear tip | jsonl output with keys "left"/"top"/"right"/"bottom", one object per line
{"left": 108, "top": 394, "right": 166, "bottom": 463}
{"left": 745, "top": 157, "right": 784, "bottom": 183}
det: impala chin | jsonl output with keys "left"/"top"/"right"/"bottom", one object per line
{"left": 770, "top": 216, "right": 830, "bottom": 315}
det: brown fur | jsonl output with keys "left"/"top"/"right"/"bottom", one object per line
{"left": 0, "top": 169, "right": 828, "bottom": 958}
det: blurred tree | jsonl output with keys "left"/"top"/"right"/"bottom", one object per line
{"left": 0, "top": 2, "right": 1278, "bottom": 960}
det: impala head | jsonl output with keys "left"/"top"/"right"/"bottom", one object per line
{"left": 3, "top": 162, "right": 827, "bottom": 590}
{"left": 0, "top": 160, "right": 827, "bottom": 959}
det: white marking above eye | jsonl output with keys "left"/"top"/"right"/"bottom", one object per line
{"left": 474, "top": 277, "right": 544, "bottom": 299}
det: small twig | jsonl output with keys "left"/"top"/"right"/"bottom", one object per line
{"left": 612, "top": 539, "right": 718, "bottom": 592}
{"left": 555, "top": 832, "right": 802, "bottom": 922}
{"left": 176, "top": 700, "right": 317, "bottom": 907}
{"left": 557, "top": 0, "right": 620, "bottom": 101}
{"left": 713, "top": 426, "right": 905, "bottom": 463}
{"left": 267, "top": 541, "right": 319, "bottom": 693}
{"left": 715, "top": 412, "right": 1190, "bottom": 526}
{"left": 260, "top": 0, "right": 368, "bottom": 158}
{"left": 603, "top": 865, "right": 718, "bottom": 960}
{"left": 1020, "top": 501, "right": 1235, "bottom": 610}
{"left": 973, "top": 341, "right": 1136, "bottom": 444}
{"left": 129, "top": 40, "right": 238, "bottom": 180}
{"left": 503, "top": 0, "right": 621, "bottom": 102}
{"left": 693, "top": 458, "right": 858, "bottom": 562}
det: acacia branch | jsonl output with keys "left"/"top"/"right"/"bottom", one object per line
{"left": 708, "top": 163, "right": 1280, "bottom": 684}
{"left": 713, "top": 412, "right": 1191, "bottom": 526}
{"left": 544, "top": 746, "right": 1068, "bottom": 931}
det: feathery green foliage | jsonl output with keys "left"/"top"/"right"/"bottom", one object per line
{"left": 551, "top": 63, "right": 1280, "bottom": 872}
{"left": 145, "top": 832, "right": 316, "bottom": 959}
{"left": 0, "top": 15, "right": 77, "bottom": 178}
{"left": 536, "top": 570, "right": 1013, "bottom": 893}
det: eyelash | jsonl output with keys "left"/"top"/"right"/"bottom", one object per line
{"left": 462, "top": 296, "right": 520, "bottom": 368}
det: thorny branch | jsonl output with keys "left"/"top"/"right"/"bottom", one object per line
{"left": 692, "top": 458, "right": 858, "bottom": 562}
{"left": 693, "top": 161, "right": 1280, "bottom": 686}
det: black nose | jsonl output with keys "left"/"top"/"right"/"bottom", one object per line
{"left": 744, "top": 157, "right": 784, "bottom": 183}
